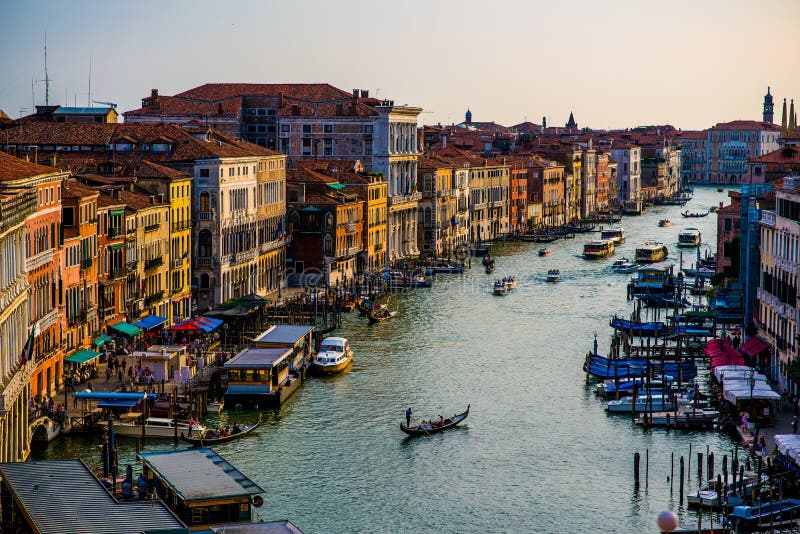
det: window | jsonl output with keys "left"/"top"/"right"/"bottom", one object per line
{"left": 199, "top": 168, "right": 210, "bottom": 178}
{"left": 281, "top": 124, "right": 290, "bottom": 133}
{"left": 199, "top": 191, "right": 210, "bottom": 212}
{"left": 324, "top": 124, "right": 333, "bottom": 133}
{"left": 302, "top": 124, "right": 311, "bottom": 134}
{"left": 323, "top": 139, "right": 333, "bottom": 156}
{"left": 364, "top": 125, "right": 373, "bottom": 133}
{"left": 302, "top": 138, "right": 312, "bottom": 156}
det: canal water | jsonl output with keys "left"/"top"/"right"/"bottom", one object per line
{"left": 33, "top": 187, "right": 738, "bottom": 533}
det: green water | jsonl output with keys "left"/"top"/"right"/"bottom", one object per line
{"left": 33, "top": 187, "right": 740, "bottom": 533}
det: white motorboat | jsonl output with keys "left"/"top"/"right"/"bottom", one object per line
{"left": 611, "top": 258, "right": 639, "bottom": 273}
{"left": 546, "top": 269, "right": 560, "bottom": 282}
{"left": 493, "top": 280, "right": 509, "bottom": 295}
{"left": 112, "top": 417, "right": 206, "bottom": 438}
{"left": 687, "top": 472, "right": 768, "bottom": 508}
{"left": 503, "top": 276, "right": 518, "bottom": 289}
{"left": 312, "top": 337, "right": 353, "bottom": 375}
{"left": 605, "top": 394, "right": 680, "bottom": 413}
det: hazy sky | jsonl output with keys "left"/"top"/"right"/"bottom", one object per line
{"left": 1, "top": 0, "right": 798, "bottom": 130}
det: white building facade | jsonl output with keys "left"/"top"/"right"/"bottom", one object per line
{"left": 611, "top": 145, "right": 642, "bottom": 213}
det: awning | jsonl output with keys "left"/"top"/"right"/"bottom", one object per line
{"left": 110, "top": 244, "right": 126, "bottom": 251}
{"left": 199, "top": 316, "right": 224, "bottom": 329}
{"left": 224, "top": 384, "right": 272, "bottom": 396}
{"left": 110, "top": 209, "right": 125, "bottom": 216}
{"left": 110, "top": 321, "right": 141, "bottom": 337}
{"left": 740, "top": 336, "right": 770, "bottom": 358}
{"left": 65, "top": 349, "right": 102, "bottom": 364}
{"left": 97, "top": 399, "right": 140, "bottom": 409}
{"left": 132, "top": 315, "right": 167, "bottom": 330}
{"left": 93, "top": 334, "right": 112, "bottom": 347}
{"left": 168, "top": 319, "right": 204, "bottom": 332}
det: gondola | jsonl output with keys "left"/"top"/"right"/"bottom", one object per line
{"left": 400, "top": 405, "right": 470, "bottom": 437}
{"left": 180, "top": 415, "right": 262, "bottom": 446}
{"left": 681, "top": 210, "right": 709, "bottom": 218}
{"left": 368, "top": 307, "right": 397, "bottom": 323}
{"left": 485, "top": 262, "right": 496, "bottom": 274}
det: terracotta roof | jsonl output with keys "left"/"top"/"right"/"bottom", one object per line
{"left": 61, "top": 180, "right": 99, "bottom": 199}
{"left": 750, "top": 146, "right": 800, "bottom": 164}
{"left": 674, "top": 130, "right": 708, "bottom": 140}
{"left": 0, "top": 151, "right": 61, "bottom": 182}
{"left": 304, "top": 191, "right": 345, "bottom": 205}
{"left": 711, "top": 120, "right": 781, "bottom": 132}
{"left": 717, "top": 203, "right": 740, "bottom": 214}
{"left": 417, "top": 155, "right": 453, "bottom": 169}
{"left": 119, "top": 189, "right": 166, "bottom": 211}
{"left": 96, "top": 192, "right": 126, "bottom": 209}
{"left": 134, "top": 160, "right": 191, "bottom": 179}
{"left": 287, "top": 167, "right": 339, "bottom": 184}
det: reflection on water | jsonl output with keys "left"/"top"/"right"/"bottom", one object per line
{"left": 33, "top": 187, "right": 738, "bottom": 533}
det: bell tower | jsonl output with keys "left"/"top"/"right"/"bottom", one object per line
{"left": 763, "top": 87, "right": 774, "bottom": 123}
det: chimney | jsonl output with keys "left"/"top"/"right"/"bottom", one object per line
{"left": 362, "top": 90, "right": 369, "bottom": 99}
{"left": 217, "top": 103, "right": 223, "bottom": 115}
{"left": 278, "top": 92, "right": 284, "bottom": 107}
{"left": 150, "top": 195, "right": 155, "bottom": 205}
{"left": 30, "top": 145, "right": 38, "bottom": 164}
{"left": 151, "top": 88, "right": 158, "bottom": 99}
{"left": 157, "top": 193, "right": 164, "bottom": 204}
{"left": 50, "top": 154, "right": 57, "bottom": 167}
{"left": 292, "top": 105, "right": 300, "bottom": 116}
{"left": 352, "top": 89, "right": 359, "bottom": 101}
{"left": 114, "top": 189, "right": 121, "bottom": 200}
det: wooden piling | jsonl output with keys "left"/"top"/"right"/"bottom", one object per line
{"left": 670, "top": 452, "right": 674, "bottom": 493}
{"left": 634, "top": 452, "right": 640, "bottom": 487}
{"left": 645, "top": 448, "right": 649, "bottom": 488}
{"left": 708, "top": 452, "right": 714, "bottom": 481}
{"left": 679, "top": 456, "right": 685, "bottom": 504}
{"left": 697, "top": 452, "right": 703, "bottom": 482}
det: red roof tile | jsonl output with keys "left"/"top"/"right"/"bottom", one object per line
{"left": 711, "top": 120, "right": 781, "bottom": 132}
{"left": 0, "top": 151, "right": 61, "bottom": 182}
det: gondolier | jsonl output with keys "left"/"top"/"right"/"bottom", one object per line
{"left": 405, "top": 407, "right": 412, "bottom": 427}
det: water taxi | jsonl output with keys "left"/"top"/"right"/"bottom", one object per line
{"left": 493, "top": 279, "right": 509, "bottom": 295}
{"left": 611, "top": 258, "right": 638, "bottom": 273}
{"left": 583, "top": 239, "right": 615, "bottom": 259}
{"left": 503, "top": 276, "right": 517, "bottom": 289}
{"left": 546, "top": 269, "right": 561, "bottom": 282}
{"left": 599, "top": 227, "right": 625, "bottom": 244}
{"left": 634, "top": 240, "right": 668, "bottom": 263}
{"left": 113, "top": 417, "right": 207, "bottom": 439}
{"left": 658, "top": 219, "right": 672, "bottom": 227}
{"left": 311, "top": 337, "right": 353, "bottom": 374}
{"left": 677, "top": 227, "right": 701, "bottom": 247}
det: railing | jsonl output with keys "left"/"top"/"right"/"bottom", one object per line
{"left": 196, "top": 211, "right": 213, "bottom": 221}
{"left": 108, "top": 227, "right": 123, "bottom": 238}
{"left": 109, "top": 266, "right": 128, "bottom": 280}
{"left": 195, "top": 257, "right": 214, "bottom": 267}
{"left": 760, "top": 210, "right": 776, "bottom": 227}
{"left": 36, "top": 346, "right": 59, "bottom": 364}
{"left": 144, "top": 223, "right": 160, "bottom": 233}
{"left": 259, "top": 239, "right": 286, "bottom": 254}
{"left": 35, "top": 309, "right": 59, "bottom": 332}
{"left": 144, "top": 257, "right": 164, "bottom": 271}
{"left": 80, "top": 258, "right": 93, "bottom": 270}
{"left": 374, "top": 242, "right": 384, "bottom": 252}
{"left": 25, "top": 249, "right": 54, "bottom": 272}
{"left": 389, "top": 191, "right": 422, "bottom": 206}
{"left": 231, "top": 249, "right": 257, "bottom": 265}
{"left": 144, "top": 291, "right": 165, "bottom": 306}
{"left": 345, "top": 223, "right": 357, "bottom": 233}
{"left": 340, "top": 246, "right": 362, "bottom": 257}
{"left": 0, "top": 358, "right": 36, "bottom": 414}
{"left": 0, "top": 189, "right": 36, "bottom": 235}
{"left": 171, "top": 221, "right": 191, "bottom": 232}
{"left": 173, "top": 258, "right": 184, "bottom": 269}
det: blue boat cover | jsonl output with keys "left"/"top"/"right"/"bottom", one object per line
{"left": 224, "top": 384, "right": 272, "bottom": 396}
{"left": 584, "top": 354, "right": 697, "bottom": 380}
{"left": 97, "top": 399, "right": 140, "bottom": 408}
{"left": 133, "top": 315, "right": 168, "bottom": 330}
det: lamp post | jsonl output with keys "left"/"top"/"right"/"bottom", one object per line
{"left": 222, "top": 323, "right": 229, "bottom": 350}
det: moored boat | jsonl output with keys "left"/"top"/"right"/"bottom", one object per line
{"left": 605, "top": 394, "right": 680, "bottom": 413}
{"left": 583, "top": 239, "right": 615, "bottom": 259}
{"left": 609, "top": 316, "right": 669, "bottom": 336}
{"left": 728, "top": 499, "right": 800, "bottom": 532}
{"left": 180, "top": 416, "right": 262, "bottom": 446}
{"left": 686, "top": 472, "right": 768, "bottom": 509}
{"left": 400, "top": 405, "right": 470, "bottom": 437}
{"left": 546, "top": 269, "right": 560, "bottom": 282}
{"left": 311, "top": 336, "right": 353, "bottom": 374}
{"left": 677, "top": 227, "right": 701, "bottom": 247}
{"left": 113, "top": 417, "right": 207, "bottom": 439}
{"left": 682, "top": 266, "right": 715, "bottom": 278}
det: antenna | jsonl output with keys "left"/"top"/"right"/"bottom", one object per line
{"left": 88, "top": 54, "right": 92, "bottom": 107}
{"left": 44, "top": 33, "right": 51, "bottom": 107}
{"left": 93, "top": 101, "right": 117, "bottom": 108}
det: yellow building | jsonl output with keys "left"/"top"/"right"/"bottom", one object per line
{"left": 135, "top": 161, "right": 193, "bottom": 322}
{"left": 256, "top": 154, "right": 287, "bottom": 299}
{"left": 121, "top": 191, "right": 171, "bottom": 323}
{"left": 341, "top": 170, "right": 388, "bottom": 272}
{"left": 418, "top": 157, "right": 459, "bottom": 257}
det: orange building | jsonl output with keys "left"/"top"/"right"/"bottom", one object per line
{"left": 96, "top": 191, "right": 128, "bottom": 333}
{"left": 509, "top": 167, "right": 528, "bottom": 232}
{"left": 61, "top": 181, "right": 100, "bottom": 358}
{"left": 0, "top": 152, "right": 67, "bottom": 400}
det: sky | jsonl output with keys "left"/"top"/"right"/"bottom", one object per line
{"left": 1, "top": 0, "right": 799, "bottom": 131}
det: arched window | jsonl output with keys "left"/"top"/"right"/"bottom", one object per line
{"left": 324, "top": 234, "right": 333, "bottom": 256}
{"left": 198, "top": 230, "right": 212, "bottom": 257}
{"left": 200, "top": 273, "right": 210, "bottom": 289}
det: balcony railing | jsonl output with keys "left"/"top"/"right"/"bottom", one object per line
{"left": 340, "top": 246, "right": 362, "bottom": 257}
{"left": 345, "top": 223, "right": 358, "bottom": 233}
{"left": 173, "top": 258, "right": 184, "bottom": 269}
{"left": 259, "top": 239, "right": 286, "bottom": 254}
{"left": 760, "top": 210, "right": 776, "bottom": 227}
{"left": 109, "top": 266, "right": 128, "bottom": 280}
{"left": 195, "top": 257, "right": 214, "bottom": 267}
{"left": 144, "top": 291, "right": 165, "bottom": 306}
{"left": 144, "top": 257, "right": 164, "bottom": 271}
{"left": 389, "top": 191, "right": 422, "bottom": 206}
{"left": 144, "top": 223, "right": 160, "bottom": 233}
{"left": 108, "top": 227, "right": 123, "bottom": 238}
{"left": 80, "top": 258, "right": 93, "bottom": 270}
{"left": 171, "top": 221, "right": 191, "bottom": 232}
{"left": 373, "top": 242, "right": 384, "bottom": 252}
{"left": 196, "top": 211, "right": 213, "bottom": 221}
{"left": 25, "top": 249, "right": 54, "bottom": 272}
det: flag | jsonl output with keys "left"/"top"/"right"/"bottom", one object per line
{"left": 20, "top": 325, "right": 35, "bottom": 364}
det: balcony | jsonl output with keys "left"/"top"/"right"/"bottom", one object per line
{"left": 196, "top": 211, "right": 213, "bottom": 221}
{"left": 173, "top": 258, "right": 184, "bottom": 269}
{"left": 109, "top": 266, "right": 128, "bottom": 280}
{"left": 25, "top": 249, "right": 54, "bottom": 272}
{"left": 36, "top": 346, "right": 59, "bottom": 364}
{"left": 259, "top": 239, "right": 286, "bottom": 254}
{"left": 345, "top": 222, "right": 358, "bottom": 233}
{"left": 340, "top": 246, "right": 362, "bottom": 257}
{"left": 171, "top": 221, "right": 191, "bottom": 232}
{"left": 144, "top": 257, "right": 164, "bottom": 271}
{"left": 230, "top": 249, "right": 257, "bottom": 265}
{"left": 144, "top": 223, "right": 160, "bottom": 233}
{"left": 760, "top": 210, "right": 776, "bottom": 227}
{"left": 144, "top": 291, "right": 165, "bottom": 306}
{"left": 373, "top": 242, "right": 384, "bottom": 252}
{"left": 108, "top": 227, "right": 123, "bottom": 238}
{"left": 389, "top": 191, "right": 422, "bottom": 207}
{"left": 195, "top": 257, "right": 214, "bottom": 267}
{"left": 35, "top": 309, "right": 59, "bottom": 333}
{"left": 0, "top": 358, "right": 36, "bottom": 415}
{"left": 80, "top": 258, "right": 93, "bottom": 271}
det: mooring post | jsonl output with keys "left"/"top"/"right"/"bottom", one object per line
{"left": 679, "top": 456, "right": 685, "bottom": 505}
{"left": 634, "top": 452, "right": 640, "bottom": 487}
{"left": 697, "top": 452, "right": 703, "bottom": 482}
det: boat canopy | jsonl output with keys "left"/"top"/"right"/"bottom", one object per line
{"left": 97, "top": 399, "right": 141, "bottom": 409}
{"left": 75, "top": 391, "right": 155, "bottom": 400}
{"left": 722, "top": 380, "right": 780, "bottom": 404}
{"left": 775, "top": 435, "right": 800, "bottom": 463}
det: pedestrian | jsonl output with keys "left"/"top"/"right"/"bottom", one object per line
{"left": 106, "top": 367, "right": 111, "bottom": 381}
{"left": 405, "top": 407, "right": 412, "bottom": 427}
{"left": 86, "top": 381, "right": 93, "bottom": 392}
{"left": 118, "top": 368, "right": 123, "bottom": 381}
{"left": 73, "top": 394, "right": 78, "bottom": 409}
